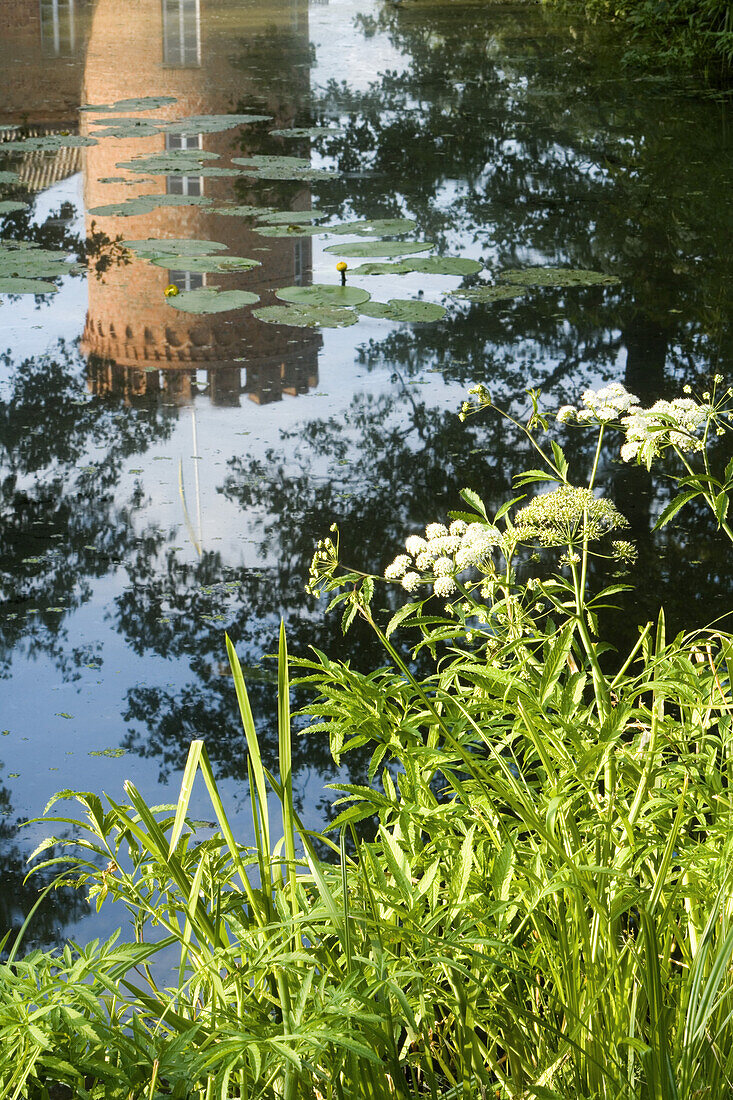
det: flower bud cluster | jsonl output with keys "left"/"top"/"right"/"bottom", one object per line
{"left": 514, "top": 486, "right": 628, "bottom": 546}
{"left": 384, "top": 516, "right": 502, "bottom": 599}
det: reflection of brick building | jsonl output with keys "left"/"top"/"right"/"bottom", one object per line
{"left": 80, "top": 0, "right": 320, "bottom": 407}
{"left": 0, "top": 0, "right": 93, "bottom": 126}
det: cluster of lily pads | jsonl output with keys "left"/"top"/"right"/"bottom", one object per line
{"left": 0, "top": 96, "right": 621, "bottom": 314}
{"left": 0, "top": 240, "right": 83, "bottom": 295}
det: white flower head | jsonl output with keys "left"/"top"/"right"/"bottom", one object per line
{"left": 580, "top": 382, "right": 640, "bottom": 424}
{"left": 556, "top": 405, "right": 576, "bottom": 423}
{"left": 449, "top": 519, "right": 467, "bottom": 537}
{"left": 425, "top": 522, "right": 449, "bottom": 541}
{"left": 433, "top": 575, "right": 458, "bottom": 598}
{"left": 401, "top": 571, "right": 421, "bottom": 593}
{"left": 384, "top": 555, "right": 411, "bottom": 580}
{"left": 405, "top": 534, "right": 428, "bottom": 557}
{"left": 433, "top": 556, "right": 455, "bottom": 576}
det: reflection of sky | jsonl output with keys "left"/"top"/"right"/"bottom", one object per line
{"left": 0, "top": 175, "right": 86, "bottom": 357}
{"left": 309, "top": 0, "right": 408, "bottom": 93}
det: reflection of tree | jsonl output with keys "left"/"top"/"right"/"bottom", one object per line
{"left": 301, "top": 1, "right": 731, "bottom": 393}
{"left": 0, "top": 782, "right": 90, "bottom": 953}
{"left": 0, "top": 342, "right": 174, "bottom": 679}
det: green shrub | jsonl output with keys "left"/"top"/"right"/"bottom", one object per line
{"left": 1, "top": 378, "right": 732, "bottom": 1098}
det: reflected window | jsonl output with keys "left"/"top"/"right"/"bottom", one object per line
{"left": 163, "top": 0, "right": 201, "bottom": 67}
{"left": 166, "top": 132, "right": 203, "bottom": 197}
{"left": 293, "top": 240, "right": 306, "bottom": 285}
{"left": 168, "top": 271, "right": 205, "bottom": 292}
{"left": 40, "top": 0, "right": 76, "bottom": 57}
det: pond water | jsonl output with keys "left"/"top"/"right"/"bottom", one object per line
{"left": 0, "top": 0, "right": 731, "bottom": 950}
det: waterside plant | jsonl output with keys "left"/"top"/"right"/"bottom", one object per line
{"left": 1, "top": 379, "right": 732, "bottom": 1098}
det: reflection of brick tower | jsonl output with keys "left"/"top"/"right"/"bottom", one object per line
{"left": 0, "top": 0, "right": 93, "bottom": 127}
{"left": 80, "top": 0, "right": 320, "bottom": 407}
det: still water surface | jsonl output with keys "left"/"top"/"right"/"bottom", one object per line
{"left": 0, "top": 0, "right": 731, "bottom": 948}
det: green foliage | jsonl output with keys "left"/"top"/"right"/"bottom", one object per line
{"left": 1, "top": 387, "right": 733, "bottom": 1096}
{"left": 549, "top": 0, "right": 733, "bottom": 83}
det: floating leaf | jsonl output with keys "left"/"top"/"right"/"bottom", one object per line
{"left": 324, "top": 240, "right": 434, "bottom": 258}
{"left": 88, "top": 194, "right": 213, "bottom": 217}
{"left": 257, "top": 210, "right": 323, "bottom": 224}
{"left": 0, "top": 242, "right": 78, "bottom": 291}
{"left": 1, "top": 135, "right": 98, "bottom": 150}
{"left": 254, "top": 224, "right": 325, "bottom": 237}
{"left": 166, "top": 288, "right": 259, "bottom": 313}
{"left": 451, "top": 285, "right": 527, "bottom": 302}
{"left": 148, "top": 253, "right": 261, "bottom": 273}
{"left": 254, "top": 304, "right": 358, "bottom": 328}
{"left": 210, "top": 205, "right": 276, "bottom": 218}
{"left": 360, "top": 298, "right": 446, "bottom": 322}
{"left": 270, "top": 126, "right": 346, "bottom": 137}
{"left": 116, "top": 152, "right": 240, "bottom": 177}
{"left": 0, "top": 171, "right": 19, "bottom": 185}
{"left": 499, "top": 267, "right": 621, "bottom": 287}
{"left": 160, "top": 113, "right": 272, "bottom": 134}
{"left": 122, "top": 238, "right": 229, "bottom": 255}
{"left": 90, "top": 118, "right": 164, "bottom": 138}
{"left": 81, "top": 95, "right": 178, "bottom": 112}
{"left": 329, "top": 217, "right": 417, "bottom": 236}
{"left": 233, "top": 155, "right": 311, "bottom": 170}
{"left": 275, "top": 283, "right": 370, "bottom": 307}
{"left": 354, "top": 256, "right": 482, "bottom": 276}
{"left": 0, "top": 277, "right": 58, "bottom": 294}
{"left": 232, "top": 156, "right": 339, "bottom": 181}
{"left": 0, "top": 201, "right": 29, "bottom": 214}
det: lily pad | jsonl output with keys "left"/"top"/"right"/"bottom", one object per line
{"left": 0, "top": 242, "right": 79, "bottom": 289}
{"left": 275, "top": 284, "right": 370, "bottom": 307}
{"left": 254, "top": 303, "right": 358, "bottom": 328}
{"left": 88, "top": 194, "right": 213, "bottom": 217}
{"left": 451, "top": 285, "right": 527, "bottom": 302}
{"left": 270, "top": 126, "right": 346, "bottom": 137}
{"left": 499, "top": 267, "right": 621, "bottom": 287}
{"left": 149, "top": 254, "right": 261, "bottom": 273}
{"left": 90, "top": 119, "right": 164, "bottom": 138}
{"left": 209, "top": 205, "right": 275, "bottom": 218}
{"left": 232, "top": 157, "right": 339, "bottom": 181}
{"left": 0, "top": 171, "right": 19, "bottom": 185}
{"left": 123, "top": 238, "right": 228, "bottom": 255}
{"left": 254, "top": 224, "right": 325, "bottom": 237}
{"left": 0, "top": 201, "right": 29, "bottom": 214}
{"left": 166, "top": 288, "right": 259, "bottom": 313}
{"left": 160, "top": 113, "right": 272, "bottom": 134}
{"left": 245, "top": 166, "right": 339, "bottom": 181}
{"left": 329, "top": 217, "right": 417, "bottom": 236}
{"left": 0, "top": 277, "right": 58, "bottom": 294}
{"left": 359, "top": 299, "right": 446, "bottom": 322}
{"left": 116, "top": 152, "right": 239, "bottom": 177}
{"left": 1, "top": 135, "right": 98, "bottom": 150}
{"left": 324, "top": 240, "right": 434, "bottom": 258}
{"left": 233, "top": 155, "right": 311, "bottom": 170}
{"left": 81, "top": 96, "right": 178, "bottom": 112}
{"left": 257, "top": 210, "right": 323, "bottom": 224}
{"left": 354, "top": 256, "right": 482, "bottom": 276}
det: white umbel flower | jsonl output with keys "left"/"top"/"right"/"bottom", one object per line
{"left": 433, "top": 555, "right": 455, "bottom": 576}
{"left": 405, "top": 534, "right": 428, "bottom": 557}
{"left": 433, "top": 575, "right": 457, "bottom": 598}
{"left": 401, "top": 571, "right": 421, "bottom": 592}
{"left": 384, "top": 555, "right": 411, "bottom": 580}
{"left": 426, "top": 522, "right": 449, "bottom": 541}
